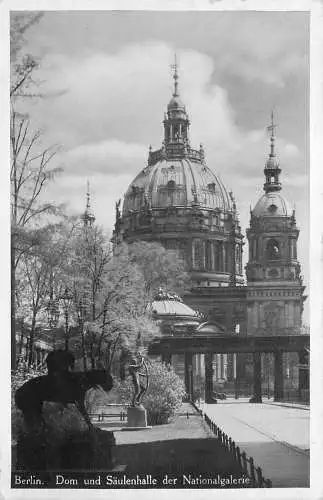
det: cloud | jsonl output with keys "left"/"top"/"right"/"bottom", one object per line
{"left": 26, "top": 34, "right": 307, "bottom": 321}
{"left": 209, "top": 15, "right": 307, "bottom": 88}
{"left": 63, "top": 139, "right": 147, "bottom": 176}
{"left": 27, "top": 41, "right": 306, "bottom": 234}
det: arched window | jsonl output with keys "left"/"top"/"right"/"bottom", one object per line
{"left": 192, "top": 239, "right": 205, "bottom": 270}
{"left": 167, "top": 180, "right": 176, "bottom": 189}
{"left": 267, "top": 239, "right": 280, "bottom": 260}
{"left": 268, "top": 204, "right": 278, "bottom": 214}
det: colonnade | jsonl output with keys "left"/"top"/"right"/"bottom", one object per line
{"left": 162, "top": 349, "right": 309, "bottom": 404}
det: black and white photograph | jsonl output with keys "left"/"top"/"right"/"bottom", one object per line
{"left": 1, "top": 0, "right": 323, "bottom": 498}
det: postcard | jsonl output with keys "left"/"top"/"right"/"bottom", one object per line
{"left": 1, "top": 1, "right": 322, "bottom": 499}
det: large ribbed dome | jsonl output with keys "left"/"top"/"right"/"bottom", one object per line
{"left": 113, "top": 61, "right": 244, "bottom": 289}
{"left": 123, "top": 158, "right": 232, "bottom": 215}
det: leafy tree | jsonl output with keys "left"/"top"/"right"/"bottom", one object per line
{"left": 126, "top": 240, "right": 191, "bottom": 303}
{"left": 16, "top": 223, "right": 75, "bottom": 365}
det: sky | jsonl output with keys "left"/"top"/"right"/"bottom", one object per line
{"left": 15, "top": 10, "right": 309, "bottom": 319}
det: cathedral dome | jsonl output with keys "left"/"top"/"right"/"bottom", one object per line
{"left": 122, "top": 158, "right": 232, "bottom": 215}
{"left": 252, "top": 192, "right": 293, "bottom": 218}
{"left": 114, "top": 59, "right": 244, "bottom": 289}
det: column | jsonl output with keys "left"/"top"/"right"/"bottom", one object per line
{"left": 298, "top": 350, "right": 309, "bottom": 403}
{"left": 216, "top": 354, "right": 221, "bottom": 380}
{"left": 161, "top": 351, "right": 172, "bottom": 366}
{"left": 220, "top": 354, "right": 224, "bottom": 379}
{"left": 184, "top": 352, "right": 194, "bottom": 400}
{"left": 210, "top": 241, "right": 215, "bottom": 270}
{"left": 250, "top": 351, "right": 262, "bottom": 403}
{"left": 274, "top": 351, "right": 284, "bottom": 402}
{"left": 233, "top": 353, "right": 239, "bottom": 399}
{"left": 222, "top": 243, "right": 226, "bottom": 272}
{"left": 226, "top": 353, "right": 234, "bottom": 381}
{"left": 204, "top": 353, "right": 214, "bottom": 403}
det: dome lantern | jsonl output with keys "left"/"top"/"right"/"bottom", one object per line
{"left": 263, "top": 110, "right": 282, "bottom": 193}
{"left": 163, "top": 55, "right": 191, "bottom": 152}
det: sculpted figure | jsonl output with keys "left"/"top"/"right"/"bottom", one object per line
{"left": 128, "top": 352, "right": 149, "bottom": 407}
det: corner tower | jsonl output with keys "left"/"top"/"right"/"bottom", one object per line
{"left": 246, "top": 113, "right": 306, "bottom": 336}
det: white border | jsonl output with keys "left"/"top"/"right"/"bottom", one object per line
{"left": 1, "top": 1, "right": 322, "bottom": 499}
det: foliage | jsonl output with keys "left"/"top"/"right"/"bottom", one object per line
{"left": 126, "top": 240, "right": 191, "bottom": 301}
{"left": 10, "top": 12, "right": 43, "bottom": 98}
{"left": 117, "top": 360, "right": 186, "bottom": 425}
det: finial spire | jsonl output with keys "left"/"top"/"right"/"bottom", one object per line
{"left": 82, "top": 180, "right": 95, "bottom": 227}
{"left": 86, "top": 180, "right": 91, "bottom": 210}
{"left": 171, "top": 53, "right": 179, "bottom": 97}
{"left": 264, "top": 109, "right": 281, "bottom": 193}
{"left": 267, "top": 109, "right": 277, "bottom": 158}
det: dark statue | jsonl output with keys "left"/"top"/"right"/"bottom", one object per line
{"left": 128, "top": 352, "right": 149, "bottom": 407}
{"left": 14, "top": 349, "right": 115, "bottom": 471}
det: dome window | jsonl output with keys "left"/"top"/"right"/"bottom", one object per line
{"left": 208, "top": 183, "right": 216, "bottom": 193}
{"left": 167, "top": 180, "right": 176, "bottom": 189}
{"left": 268, "top": 204, "right": 278, "bottom": 213}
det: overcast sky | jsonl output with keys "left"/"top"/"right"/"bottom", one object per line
{"left": 18, "top": 10, "right": 309, "bottom": 319}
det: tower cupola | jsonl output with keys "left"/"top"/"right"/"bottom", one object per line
{"left": 263, "top": 111, "right": 282, "bottom": 193}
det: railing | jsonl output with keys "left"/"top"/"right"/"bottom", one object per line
{"left": 89, "top": 404, "right": 127, "bottom": 423}
{"left": 89, "top": 411, "right": 127, "bottom": 422}
{"left": 191, "top": 403, "right": 272, "bottom": 488}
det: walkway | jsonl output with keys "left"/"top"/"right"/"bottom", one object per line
{"left": 203, "top": 399, "right": 310, "bottom": 488}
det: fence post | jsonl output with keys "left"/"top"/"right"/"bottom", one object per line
{"left": 241, "top": 451, "right": 248, "bottom": 475}
{"left": 236, "top": 446, "right": 242, "bottom": 468}
{"left": 249, "top": 457, "right": 256, "bottom": 486}
{"left": 256, "top": 466, "right": 264, "bottom": 487}
{"left": 231, "top": 440, "right": 237, "bottom": 460}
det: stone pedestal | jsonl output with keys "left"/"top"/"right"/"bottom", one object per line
{"left": 127, "top": 406, "right": 148, "bottom": 428}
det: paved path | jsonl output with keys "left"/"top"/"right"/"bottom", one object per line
{"left": 203, "top": 399, "right": 310, "bottom": 488}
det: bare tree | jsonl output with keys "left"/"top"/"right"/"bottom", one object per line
{"left": 10, "top": 11, "right": 64, "bottom": 371}
{"left": 10, "top": 12, "right": 43, "bottom": 98}
{"left": 10, "top": 108, "right": 63, "bottom": 370}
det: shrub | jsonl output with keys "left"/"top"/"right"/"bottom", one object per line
{"left": 117, "top": 360, "right": 186, "bottom": 425}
